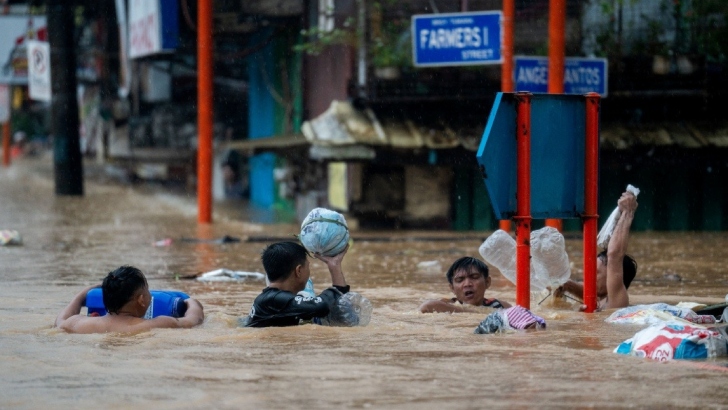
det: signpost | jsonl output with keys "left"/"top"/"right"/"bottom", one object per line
{"left": 27, "top": 40, "right": 51, "bottom": 102}
{"left": 514, "top": 56, "right": 608, "bottom": 96}
{"left": 476, "top": 92, "right": 600, "bottom": 311}
{"left": 411, "top": 11, "right": 502, "bottom": 67}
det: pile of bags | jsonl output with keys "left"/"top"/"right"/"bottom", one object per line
{"left": 609, "top": 303, "right": 728, "bottom": 361}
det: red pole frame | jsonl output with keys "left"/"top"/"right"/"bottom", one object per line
{"left": 545, "top": 0, "right": 566, "bottom": 231}
{"left": 499, "top": 0, "right": 515, "bottom": 233}
{"left": 501, "top": 0, "right": 514, "bottom": 93}
{"left": 582, "top": 92, "right": 600, "bottom": 312}
{"left": 2, "top": 121, "right": 9, "bottom": 167}
{"left": 514, "top": 92, "right": 532, "bottom": 309}
{"left": 197, "top": 0, "right": 213, "bottom": 224}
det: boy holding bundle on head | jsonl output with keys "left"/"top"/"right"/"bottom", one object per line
{"left": 242, "top": 241, "right": 350, "bottom": 327}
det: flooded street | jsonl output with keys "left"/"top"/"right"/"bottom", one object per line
{"left": 1, "top": 156, "right": 727, "bottom": 409}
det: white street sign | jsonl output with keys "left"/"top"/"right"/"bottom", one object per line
{"left": 27, "top": 40, "right": 51, "bottom": 102}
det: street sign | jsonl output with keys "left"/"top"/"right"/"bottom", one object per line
{"left": 476, "top": 93, "right": 587, "bottom": 219}
{"left": 27, "top": 40, "right": 51, "bottom": 102}
{"left": 411, "top": 11, "right": 502, "bottom": 67}
{"left": 514, "top": 56, "right": 608, "bottom": 96}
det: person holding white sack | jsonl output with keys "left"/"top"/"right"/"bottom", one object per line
{"left": 555, "top": 189, "right": 639, "bottom": 310}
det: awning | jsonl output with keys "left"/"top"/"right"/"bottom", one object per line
{"left": 301, "top": 100, "right": 480, "bottom": 151}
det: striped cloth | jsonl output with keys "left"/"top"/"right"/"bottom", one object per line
{"left": 503, "top": 306, "right": 546, "bottom": 330}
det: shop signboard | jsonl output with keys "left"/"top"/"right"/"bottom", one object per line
{"left": 129, "top": 0, "right": 179, "bottom": 59}
{"left": 0, "top": 16, "right": 47, "bottom": 85}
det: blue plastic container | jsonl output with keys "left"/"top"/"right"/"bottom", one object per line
{"left": 85, "top": 288, "right": 189, "bottom": 318}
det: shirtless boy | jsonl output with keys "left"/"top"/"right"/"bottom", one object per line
{"left": 55, "top": 265, "right": 204, "bottom": 334}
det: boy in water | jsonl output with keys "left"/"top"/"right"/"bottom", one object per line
{"left": 242, "top": 241, "right": 350, "bottom": 327}
{"left": 419, "top": 257, "right": 512, "bottom": 313}
{"left": 556, "top": 190, "right": 638, "bottom": 310}
{"left": 54, "top": 265, "right": 204, "bottom": 334}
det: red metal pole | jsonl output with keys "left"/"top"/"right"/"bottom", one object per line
{"left": 197, "top": 0, "right": 213, "bottom": 224}
{"left": 2, "top": 121, "right": 10, "bottom": 167}
{"left": 582, "top": 92, "right": 600, "bottom": 313}
{"left": 499, "top": 0, "right": 515, "bottom": 233}
{"left": 501, "top": 0, "right": 514, "bottom": 93}
{"left": 548, "top": 0, "right": 565, "bottom": 94}
{"left": 545, "top": 0, "right": 566, "bottom": 232}
{"left": 515, "top": 92, "right": 532, "bottom": 309}
{"left": 1, "top": 3, "right": 9, "bottom": 167}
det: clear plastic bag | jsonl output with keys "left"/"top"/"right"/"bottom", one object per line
{"left": 299, "top": 208, "right": 350, "bottom": 256}
{"left": 530, "top": 227, "right": 571, "bottom": 289}
{"left": 320, "top": 292, "right": 372, "bottom": 327}
{"left": 597, "top": 184, "right": 640, "bottom": 249}
{"left": 478, "top": 229, "right": 546, "bottom": 292}
{"left": 479, "top": 230, "right": 544, "bottom": 291}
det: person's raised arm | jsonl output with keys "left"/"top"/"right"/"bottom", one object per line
{"left": 55, "top": 284, "right": 99, "bottom": 328}
{"left": 606, "top": 192, "right": 637, "bottom": 309}
{"left": 313, "top": 245, "right": 349, "bottom": 287}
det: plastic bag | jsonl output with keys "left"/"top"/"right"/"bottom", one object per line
{"left": 195, "top": 269, "right": 265, "bottom": 282}
{"left": 474, "top": 306, "right": 546, "bottom": 334}
{"left": 530, "top": 227, "right": 571, "bottom": 289}
{"left": 597, "top": 184, "right": 640, "bottom": 249}
{"left": 479, "top": 228, "right": 570, "bottom": 292}
{"left": 606, "top": 303, "right": 717, "bottom": 326}
{"left": 479, "top": 230, "right": 544, "bottom": 291}
{"left": 299, "top": 208, "right": 350, "bottom": 256}
{"left": 320, "top": 292, "right": 372, "bottom": 327}
{"left": 0, "top": 230, "right": 22, "bottom": 246}
{"left": 615, "top": 323, "right": 728, "bottom": 361}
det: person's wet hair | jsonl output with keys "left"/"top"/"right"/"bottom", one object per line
{"left": 598, "top": 251, "right": 638, "bottom": 289}
{"left": 261, "top": 241, "right": 310, "bottom": 282}
{"left": 102, "top": 265, "right": 148, "bottom": 314}
{"left": 446, "top": 257, "right": 489, "bottom": 284}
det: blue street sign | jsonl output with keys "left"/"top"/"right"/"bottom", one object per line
{"left": 411, "top": 11, "right": 502, "bottom": 67}
{"left": 514, "top": 56, "right": 608, "bottom": 96}
{"left": 476, "top": 93, "right": 588, "bottom": 219}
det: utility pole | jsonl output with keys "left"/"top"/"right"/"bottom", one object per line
{"left": 47, "top": 0, "right": 83, "bottom": 195}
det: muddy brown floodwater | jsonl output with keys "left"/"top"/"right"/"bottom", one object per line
{"left": 1, "top": 156, "right": 727, "bottom": 409}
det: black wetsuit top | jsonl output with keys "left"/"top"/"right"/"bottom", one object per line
{"left": 243, "top": 285, "right": 350, "bottom": 327}
{"left": 450, "top": 297, "right": 506, "bottom": 309}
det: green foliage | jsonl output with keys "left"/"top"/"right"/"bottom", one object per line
{"left": 370, "top": 18, "right": 411, "bottom": 67}
{"left": 293, "top": 17, "right": 357, "bottom": 55}
{"left": 685, "top": 0, "right": 728, "bottom": 62}
{"left": 292, "top": 2, "right": 412, "bottom": 68}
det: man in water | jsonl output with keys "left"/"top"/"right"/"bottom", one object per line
{"left": 55, "top": 265, "right": 204, "bottom": 333}
{"left": 419, "top": 257, "right": 512, "bottom": 313}
{"left": 242, "top": 241, "right": 350, "bottom": 327}
{"left": 556, "top": 190, "right": 638, "bottom": 310}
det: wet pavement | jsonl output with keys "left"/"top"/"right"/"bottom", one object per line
{"left": 1, "top": 154, "right": 727, "bottom": 409}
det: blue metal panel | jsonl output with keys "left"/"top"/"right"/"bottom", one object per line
{"left": 530, "top": 94, "right": 586, "bottom": 218}
{"left": 159, "top": 0, "right": 179, "bottom": 50}
{"left": 247, "top": 28, "right": 276, "bottom": 207}
{"left": 476, "top": 93, "right": 588, "bottom": 219}
{"left": 476, "top": 93, "right": 517, "bottom": 219}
